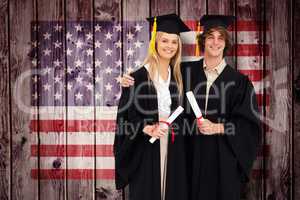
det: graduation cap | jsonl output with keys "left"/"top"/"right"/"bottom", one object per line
{"left": 147, "top": 13, "right": 190, "bottom": 54}
{"left": 200, "top": 15, "right": 235, "bottom": 34}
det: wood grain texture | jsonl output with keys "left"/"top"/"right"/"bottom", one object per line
{"left": 9, "top": 0, "right": 39, "bottom": 199}
{"left": 37, "top": 0, "right": 66, "bottom": 199}
{"left": 265, "top": 0, "right": 292, "bottom": 199}
{"left": 95, "top": 1, "right": 122, "bottom": 199}
{"left": 151, "top": 0, "right": 177, "bottom": 16}
{"left": 0, "top": 0, "right": 10, "bottom": 199}
{"left": 293, "top": 0, "right": 300, "bottom": 199}
{"left": 66, "top": 1, "right": 95, "bottom": 199}
{"left": 236, "top": 1, "right": 265, "bottom": 200}
{"left": 179, "top": 0, "right": 206, "bottom": 20}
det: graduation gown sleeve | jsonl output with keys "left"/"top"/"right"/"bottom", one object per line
{"left": 224, "top": 75, "right": 261, "bottom": 181}
{"left": 113, "top": 80, "right": 149, "bottom": 190}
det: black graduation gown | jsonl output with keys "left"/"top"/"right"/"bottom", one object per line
{"left": 181, "top": 59, "right": 261, "bottom": 200}
{"left": 114, "top": 66, "right": 188, "bottom": 200}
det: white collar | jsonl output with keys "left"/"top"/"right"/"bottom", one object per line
{"left": 203, "top": 59, "right": 227, "bottom": 75}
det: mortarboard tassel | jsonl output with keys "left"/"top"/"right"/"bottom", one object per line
{"left": 195, "top": 21, "right": 201, "bottom": 57}
{"left": 149, "top": 17, "right": 157, "bottom": 55}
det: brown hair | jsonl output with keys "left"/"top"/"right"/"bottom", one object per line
{"left": 196, "top": 26, "right": 232, "bottom": 56}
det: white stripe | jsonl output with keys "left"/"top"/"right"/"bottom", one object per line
{"left": 31, "top": 106, "right": 117, "bottom": 120}
{"left": 32, "top": 132, "right": 115, "bottom": 145}
{"left": 31, "top": 157, "right": 114, "bottom": 169}
{"left": 253, "top": 81, "right": 270, "bottom": 94}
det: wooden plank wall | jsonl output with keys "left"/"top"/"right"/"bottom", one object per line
{"left": 0, "top": 0, "right": 298, "bottom": 199}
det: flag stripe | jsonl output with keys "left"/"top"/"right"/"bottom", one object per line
{"left": 32, "top": 132, "right": 114, "bottom": 145}
{"left": 30, "top": 120, "right": 116, "bottom": 132}
{"left": 31, "top": 157, "right": 114, "bottom": 169}
{"left": 31, "top": 144, "right": 113, "bottom": 157}
{"left": 31, "top": 169, "right": 265, "bottom": 180}
{"left": 31, "top": 169, "right": 114, "bottom": 180}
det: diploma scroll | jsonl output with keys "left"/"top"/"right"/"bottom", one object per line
{"left": 186, "top": 91, "right": 204, "bottom": 122}
{"left": 149, "top": 106, "right": 184, "bottom": 143}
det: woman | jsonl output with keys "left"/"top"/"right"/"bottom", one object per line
{"left": 113, "top": 13, "right": 190, "bottom": 200}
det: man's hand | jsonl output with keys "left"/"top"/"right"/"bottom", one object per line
{"left": 197, "top": 119, "right": 224, "bottom": 135}
{"left": 121, "top": 74, "right": 135, "bottom": 87}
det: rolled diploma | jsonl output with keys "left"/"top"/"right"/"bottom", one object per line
{"left": 149, "top": 106, "right": 184, "bottom": 143}
{"left": 186, "top": 91, "right": 204, "bottom": 122}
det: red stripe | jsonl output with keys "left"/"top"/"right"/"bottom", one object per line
{"left": 184, "top": 20, "right": 269, "bottom": 32}
{"left": 30, "top": 120, "right": 116, "bottom": 132}
{"left": 31, "top": 169, "right": 114, "bottom": 180}
{"left": 239, "top": 69, "right": 269, "bottom": 82}
{"left": 31, "top": 144, "right": 113, "bottom": 157}
{"left": 182, "top": 44, "right": 269, "bottom": 57}
{"left": 256, "top": 94, "right": 270, "bottom": 107}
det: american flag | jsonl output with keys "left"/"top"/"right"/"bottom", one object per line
{"left": 29, "top": 20, "right": 268, "bottom": 183}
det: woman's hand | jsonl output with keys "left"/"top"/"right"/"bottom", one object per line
{"left": 143, "top": 121, "right": 169, "bottom": 138}
{"left": 197, "top": 119, "right": 224, "bottom": 135}
{"left": 121, "top": 74, "right": 135, "bottom": 87}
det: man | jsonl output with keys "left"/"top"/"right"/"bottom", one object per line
{"left": 120, "top": 15, "right": 261, "bottom": 200}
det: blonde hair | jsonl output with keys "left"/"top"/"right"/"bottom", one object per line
{"left": 142, "top": 31, "right": 183, "bottom": 96}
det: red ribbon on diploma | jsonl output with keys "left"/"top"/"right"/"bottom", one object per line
{"left": 159, "top": 120, "right": 175, "bottom": 143}
{"left": 197, "top": 116, "right": 203, "bottom": 126}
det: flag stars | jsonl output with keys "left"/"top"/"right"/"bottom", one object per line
{"left": 134, "top": 60, "right": 142, "bottom": 67}
{"left": 54, "top": 24, "right": 63, "bottom": 32}
{"left": 126, "top": 66, "right": 134, "bottom": 73}
{"left": 127, "top": 31, "right": 134, "bottom": 40}
{"left": 115, "top": 60, "right": 122, "bottom": 68}
{"left": 66, "top": 48, "right": 73, "bottom": 56}
{"left": 114, "top": 24, "right": 122, "bottom": 32}
{"left": 95, "top": 40, "right": 102, "bottom": 48}
{"left": 105, "top": 31, "right": 113, "bottom": 40}
{"left": 43, "top": 48, "right": 51, "bottom": 56}
{"left": 42, "top": 66, "right": 51, "bottom": 75}
{"left": 134, "top": 23, "right": 143, "bottom": 32}
{"left": 134, "top": 40, "right": 143, "bottom": 48}
{"left": 75, "top": 76, "right": 83, "bottom": 84}
{"left": 95, "top": 59, "right": 102, "bottom": 68}
{"left": 54, "top": 92, "right": 62, "bottom": 100}
{"left": 105, "top": 67, "right": 113, "bottom": 74}
{"left": 75, "top": 40, "right": 84, "bottom": 49}
{"left": 66, "top": 32, "right": 72, "bottom": 40}
{"left": 105, "top": 48, "right": 113, "bottom": 56}
{"left": 85, "top": 83, "right": 93, "bottom": 91}
{"left": 67, "top": 83, "right": 73, "bottom": 91}
{"left": 95, "top": 93, "right": 102, "bottom": 100}
{"left": 53, "top": 59, "right": 62, "bottom": 67}
{"left": 43, "top": 32, "right": 51, "bottom": 40}
{"left": 54, "top": 76, "right": 61, "bottom": 83}
{"left": 67, "top": 67, "right": 73, "bottom": 74}
{"left": 86, "top": 66, "right": 93, "bottom": 75}
{"left": 95, "top": 24, "right": 102, "bottom": 32}
{"left": 54, "top": 40, "right": 62, "bottom": 48}
{"left": 75, "top": 59, "right": 83, "bottom": 67}
{"left": 43, "top": 83, "right": 51, "bottom": 91}
{"left": 115, "top": 75, "right": 122, "bottom": 83}
{"left": 86, "top": 32, "right": 93, "bottom": 40}
{"left": 95, "top": 75, "right": 102, "bottom": 83}
{"left": 114, "top": 40, "right": 122, "bottom": 48}
{"left": 86, "top": 48, "right": 93, "bottom": 56}
{"left": 105, "top": 83, "right": 113, "bottom": 91}
{"left": 75, "top": 24, "right": 83, "bottom": 32}
{"left": 75, "top": 92, "right": 83, "bottom": 101}
{"left": 32, "top": 92, "right": 38, "bottom": 100}
{"left": 126, "top": 48, "right": 134, "bottom": 56}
